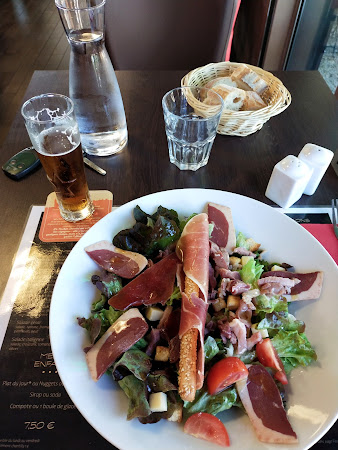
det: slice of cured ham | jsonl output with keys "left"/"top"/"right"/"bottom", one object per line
{"left": 208, "top": 202, "right": 236, "bottom": 253}
{"left": 229, "top": 318, "right": 247, "bottom": 354}
{"left": 236, "top": 364, "right": 298, "bottom": 444}
{"left": 179, "top": 292, "right": 208, "bottom": 389}
{"left": 108, "top": 253, "right": 179, "bottom": 310}
{"left": 85, "top": 240, "right": 147, "bottom": 279}
{"left": 209, "top": 241, "right": 229, "bottom": 269}
{"left": 258, "top": 276, "right": 300, "bottom": 296}
{"left": 86, "top": 308, "right": 148, "bottom": 381}
{"left": 261, "top": 271, "right": 323, "bottom": 301}
{"left": 176, "top": 213, "right": 209, "bottom": 302}
{"left": 177, "top": 214, "right": 210, "bottom": 401}
{"left": 227, "top": 279, "right": 251, "bottom": 295}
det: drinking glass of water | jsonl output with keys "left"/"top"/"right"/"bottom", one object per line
{"left": 162, "top": 87, "right": 224, "bottom": 171}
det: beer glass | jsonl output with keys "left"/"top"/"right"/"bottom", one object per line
{"left": 21, "top": 93, "right": 94, "bottom": 222}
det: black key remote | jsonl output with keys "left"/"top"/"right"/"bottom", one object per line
{"left": 2, "top": 147, "right": 41, "bottom": 180}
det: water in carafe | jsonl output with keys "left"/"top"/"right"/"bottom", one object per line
{"left": 56, "top": 0, "right": 128, "bottom": 156}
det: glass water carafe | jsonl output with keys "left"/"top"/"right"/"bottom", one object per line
{"left": 55, "top": 0, "right": 128, "bottom": 156}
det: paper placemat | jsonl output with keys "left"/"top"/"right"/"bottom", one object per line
{"left": 0, "top": 206, "right": 115, "bottom": 450}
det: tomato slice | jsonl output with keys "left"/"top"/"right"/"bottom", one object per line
{"left": 274, "top": 369, "right": 288, "bottom": 385}
{"left": 207, "top": 356, "right": 248, "bottom": 395}
{"left": 256, "top": 338, "right": 288, "bottom": 385}
{"left": 184, "top": 412, "right": 230, "bottom": 447}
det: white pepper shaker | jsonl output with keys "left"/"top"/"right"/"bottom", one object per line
{"left": 265, "top": 155, "right": 313, "bottom": 208}
{"left": 298, "top": 143, "right": 334, "bottom": 195}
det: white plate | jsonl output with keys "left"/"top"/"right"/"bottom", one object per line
{"left": 50, "top": 189, "right": 338, "bottom": 450}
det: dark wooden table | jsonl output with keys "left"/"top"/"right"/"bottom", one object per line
{"left": 0, "top": 69, "right": 337, "bottom": 448}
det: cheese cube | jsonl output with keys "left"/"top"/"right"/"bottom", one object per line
{"left": 241, "top": 255, "right": 254, "bottom": 266}
{"left": 145, "top": 306, "right": 164, "bottom": 321}
{"left": 149, "top": 392, "right": 167, "bottom": 412}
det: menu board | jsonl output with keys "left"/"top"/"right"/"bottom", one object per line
{"left": 0, "top": 207, "right": 114, "bottom": 449}
{"left": 0, "top": 204, "right": 335, "bottom": 449}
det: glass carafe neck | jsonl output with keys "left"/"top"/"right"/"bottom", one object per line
{"left": 55, "top": 0, "right": 105, "bottom": 40}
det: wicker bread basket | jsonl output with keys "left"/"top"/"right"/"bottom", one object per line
{"left": 181, "top": 62, "right": 291, "bottom": 136}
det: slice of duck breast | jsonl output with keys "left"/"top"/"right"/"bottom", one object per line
{"left": 261, "top": 271, "right": 323, "bottom": 301}
{"left": 236, "top": 364, "right": 298, "bottom": 444}
{"left": 86, "top": 308, "right": 148, "bottom": 381}
{"left": 108, "top": 253, "right": 179, "bottom": 310}
{"left": 208, "top": 203, "right": 236, "bottom": 253}
{"left": 85, "top": 240, "right": 148, "bottom": 279}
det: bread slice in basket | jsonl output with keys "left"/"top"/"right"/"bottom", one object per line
{"left": 181, "top": 62, "right": 292, "bottom": 136}
{"left": 202, "top": 65, "right": 268, "bottom": 112}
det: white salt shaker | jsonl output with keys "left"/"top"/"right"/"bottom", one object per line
{"left": 265, "top": 155, "right": 313, "bottom": 208}
{"left": 298, "top": 143, "right": 334, "bottom": 195}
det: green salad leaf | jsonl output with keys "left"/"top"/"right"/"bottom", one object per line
{"left": 204, "top": 336, "right": 221, "bottom": 364}
{"left": 257, "top": 312, "right": 305, "bottom": 336}
{"left": 147, "top": 373, "right": 177, "bottom": 393}
{"left": 78, "top": 297, "right": 123, "bottom": 343}
{"left": 113, "top": 350, "right": 152, "bottom": 381}
{"left": 102, "top": 275, "right": 123, "bottom": 297}
{"left": 91, "top": 306, "right": 122, "bottom": 332}
{"left": 77, "top": 316, "right": 101, "bottom": 344}
{"left": 254, "top": 294, "right": 288, "bottom": 315}
{"left": 113, "top": 207, "right": 181, "bottom": 257}
{"left": 151, "top": 216, "right": 181, "bottom": 252}
{"left": 105, "top": 306, "right": 124, "bottom": 324}
{"left": 91, "top": 294, "right": 106, "bottom": 312}
{"left": 238, "top": 350, "right": 256, "bottom": 364}
{"left": 239, "top": 259, "right": 264, "bottom": 286}
{"left": 236, "top": 231, "right": 250, "bottom": 250}
{"left": 118, "top": 375, "right": 151, "bottom": 420}
{"left": 166, "top": 285, "right": 181, "bottom": 306}
{"left": 133, "top": 205, "right": 150, "bottom": 224}
{"left": 271, "top": 330, "right": 317, "bottom": 374}
{"left": 112, "top": 222, "right": 152, "bottom": 254}
{"left": 184, "top": 386, "right": 238, "bottom": 418}
{"left": 91, "top": 273, "right": 123, "bottom": 298}
{"left": 134, "top": 205, "right": 179, "bottom": 226}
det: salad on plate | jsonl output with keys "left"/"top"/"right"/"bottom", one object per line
{"left": 77, "top": 202, "right": 321, "bottom": 447}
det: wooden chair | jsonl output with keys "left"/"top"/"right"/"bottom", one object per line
{"left": 104, "top": 0, "right": 241, "bottom": 70}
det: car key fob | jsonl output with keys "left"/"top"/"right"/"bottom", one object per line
{"left": 2, "top": 147, "right": 41, "bottom": 180}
